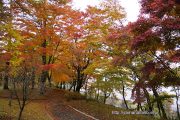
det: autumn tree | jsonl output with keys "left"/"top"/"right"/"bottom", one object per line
{"left": 78, "top": 0, "right": 137, "bottom": 109}
{"left": 0, "top": 0, "right": 10, "bottom": 89}
{"left": 9, "top": 61, "right": 35, "bottom": 120}
{"left": 12, "top": 0, "right": 79, "bottom": 94}
{"left": 67, "top": 0, "right": 126, "bottom": 93}
{"left": 129, "top": 0, "right": 180, "bottom": 119}
{"left": 0, "top": 0, "right": 23, "bottom": 89}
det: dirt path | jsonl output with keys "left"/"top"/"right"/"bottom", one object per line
{"left": 44, "top": 89, "right": 96, "bottom": 120}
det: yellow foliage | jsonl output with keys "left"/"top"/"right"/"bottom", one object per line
{"left": 52, "top": 69, "right": 71, "bottom": 83}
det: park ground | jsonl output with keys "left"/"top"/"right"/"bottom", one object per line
{"left": 0, "top": 88, "right": 158, "bottom": 120}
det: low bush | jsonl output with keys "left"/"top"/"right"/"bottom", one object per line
{"left": 64, "top": 92, "right": 86, "bottom": 101}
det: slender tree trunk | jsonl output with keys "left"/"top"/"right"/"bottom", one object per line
{"left": 73, "top": 81, "right": 76, "bottom": 92}
{"left": 140, "top": 103, "right": 143, "bottom": 111}
{"left": 63, "top": 82, "right": 66, "bottom": 89}
{"left": 143, "top": 87, "right": 153, "bottom": 112}
{"left": 40, "top": 70, "right": 47, "bottom": 94}
{"left": 122, "top": 81, "right": 129, "bottom": 110}
{"left": 103, "top": 92, "right": 110, "bottom": 104}
{"left": 84, "top": 80, "right": 88, "bottom": 98}
{"left": 104, "top": 92, "right": 107, "bottom": 104}
{"left": 31, "top": 68, "right": 35, "bottom": 89}
{"left": 15, "top": 65, "right": 29, "bottom": 120}
{"left": 69, "top": 82, "right": 73, "bottom": 91}
{"left": 174, "top": 87, "right": 180, "bottom": 119}
{"left": 18, "top": 101, "right": 25, "bottom": 120}
{"left": 69, "top": 81, "right": 75, "bottom": 91}
{"left": 75, "top": 69, "right": 83, "bottom": 92}
{"left": 3, "top": 61, "right": 10, "bottom": 89}
{"left": 31, "top": 78, "right": 35, "bottom": 89}
{"left": 152, "top": 87, "right": 167, "bottom": 119}
{"left": 157, "top": 100, "right": 162, "bottom": 117}
{"left": 59, "top": 82, "right": 62, "bottom": 89}
{"left": 176, "top": 95, "right": 180, "bottom": 120}
{"left": 96, "top": 88, "right": 99, "bottom": 101}
{"left": 76, "top": 80, "right": 82, "bottom": 92}
{"left": 137, "top": 103, "right": 141, "bottom": 111}
{"left": 4, "top": 74, "right": 9, "bottom": 89}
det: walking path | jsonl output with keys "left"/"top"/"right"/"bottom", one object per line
{"left": 44, "top": 89, "right": 98, "bottom": 120}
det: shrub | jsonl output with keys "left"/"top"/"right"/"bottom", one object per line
{"left": 64, "top": 92, "right": 86, "bottom": 101}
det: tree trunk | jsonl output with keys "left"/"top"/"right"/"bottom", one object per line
{"left": 175, "top": 88, "right": 180, "bottom": 119}
{"left": 96, "top": 88, "right": 99, "bottom": 101}
{"left": 122, "top": 81, "right": 129, "bottom": 110}
{"left": 137, "top": 103, "right": 141, "bottom": 111}
{"left": 157, "top": 100, "right": 162, "bottom": 117}
{"left": 18, "top": 102, "right": 25, "bottom": 120}
{"left": 4, "top": 75, "right": 9, "bottom": 89}
{"left": 69, "top": 81, "right": 75, "bottom": 91}
{"left": 75, "top": 69, "right": 83, "bottom": 92}
{"left": 3, "top": 62, "right": 10, "bottom": 89}
{"left": 104, "top": 92, "right": 107, "bottom": 104}
{"left": 140, "top": 103, "right": 143, "bottom": 111}
{"left": 73, "top": 81, "right": 76, "bottom": 92}
{"left": 59, "top": 82, "right": 62, "bottom": 89}
{"left": 31, "top": 68, "right": 35, "bottom": 89}
{"left": 143, "top": 87, "right": 153, "bottom": 112}
{"left": 40, "top": 70, "right": 47, "bottom": 94}
{"left": 152, "top": 87, "right": 167, "bottom": 119}
{"left": 84, "top": 80, "right": 88, "bottom": 98}
{"left": 76, "top": 80, "right": 82, "bottom": 92}
{"left": 103, "top": 92, "right": 110, "bottom": 104}
{"left": 63, "top": 82, "right": 66, "bottom": 89}
{"left": 31, "top": 78, "right": 35, "bottom": 89}
{"left": 176, "top": 95, "right": 180, "bottom": 119}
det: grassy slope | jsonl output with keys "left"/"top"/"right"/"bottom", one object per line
{"left": 64, "top": 92, "right": 157, "bottom": 120}
{"left": 0, "top": 88, "right": 158, "bottom": 120}
{"left": 0, "top": 99, "right": 52, "bottom": 120}
{"left": 0, "top": 89, "right": 52, "bottom": 120}
{"left": 67, "top": 100, "right": 155, "bottom": 120}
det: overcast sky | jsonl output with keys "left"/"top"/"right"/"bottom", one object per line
{"left": 72, "top": 0, "right": 141, "bottom": 22}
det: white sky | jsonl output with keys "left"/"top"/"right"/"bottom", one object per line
{"left": 72, "top": 0, "right": 141, "bottom": 22}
